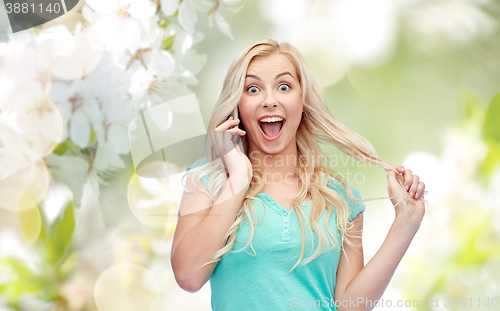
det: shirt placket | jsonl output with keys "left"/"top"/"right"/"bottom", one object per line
{"left": 282, "top": 210, "right": 290, "bottom": 242}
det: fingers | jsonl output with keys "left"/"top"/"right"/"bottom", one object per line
{"left": 387, "top": 169, "right": 398, "bottom": 184}
{"left": 210, "top": 117, "right": 247, "bottom": 168}
{"left": 215, "top": 116, "right": 241, "bottom": 131}
{"left": 400, "top": 167, "right": 413, "bottom": 191}
{"left": 415, "top": 182, "right": 425, "bottom": 199}
{"left": 226, "top": 127, "right": 246, "bottom": 136}
{"left": 409, "top": 174, "right": 419, "bottom": 198}
{"left": 398, "top": 166, "right": 426, "bottom": 199}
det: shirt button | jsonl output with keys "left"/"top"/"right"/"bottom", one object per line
{"left": 284, "top": 219, "right": 289, "bottom": 223}
{"left": 283, "top": 211, "right": 288, "bottom": 216}
{"left": 284, "top": 229, "right": 289, "bottom": 234}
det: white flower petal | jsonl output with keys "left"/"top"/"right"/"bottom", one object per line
{"left": 93, "top": 143, "right": 125, "bottom": 171}
{"left": 82, "top": 97, "right": 102, "bottom": 122}
{"left": 192, "top": 32, "right": 204, "bottom": 45}
{"left": 94, "top": 16, "right": 141, "bottom": 53}
{"left": 153, "top": 50, "right": 176, "bottom": 77}
{"left": 182, "top": 50, "right": 206, "bottom": 76}
{"left": 70, "top": 110, "right": 91, "bottom": 148}
{"left": 107, "top": 124, "right": 130, "bottom": 154}
{"left": 92, "top": 121, "right": 106, "bottom": 145}
{"left": 207, "top": 13, "right": 214, "bottom": 28}
{"left": 161, "top": 0, "right": 180, "bottom": 16}
{"left": 129, "top": 67, "right": 155, "bottom": 94}
{"left": 85, "top": 0, "right": 119, "bottom": 14}
{"left": 0, "top": 111, "right": 23, "bottom": 140}
{"left": 44, "top": 154, "right": 90, "bottom": 206}
{"left": 49, "top": 82, "right": 72, "bottom": 102}
{"left": 214, "top": 11, "right": 234, "bottom": 40}
{"left": 139, "top": 18, "right": 162, "bottom": 49}
{"left": 178, "top": 0, "right": 198, "bottom": 35}
{"left": 0, "top": 78, "right": 16, "bottom": 102}
{"left": 129, "top": 0, "right": 157, "bottom": 20}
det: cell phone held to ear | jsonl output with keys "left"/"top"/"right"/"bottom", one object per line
{"left": 230, "top": 106, "right": 244, "bottom": 151}
{"left": 230, "top": 106, "right": 239, "bottom": 130}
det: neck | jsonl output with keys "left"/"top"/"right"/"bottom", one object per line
{"left": 248, "top": 143, "right": 300, "bottom": 182}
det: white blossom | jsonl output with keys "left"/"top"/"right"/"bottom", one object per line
{"left": 0, "top": 42, "right": 51, "bottom": 96}
{"left": 36, "top": 22, "right": 103, "bottom": 80}
{"left": 87, "top": 0, "right": 158, "bottom": 54}
{"left": 161, "top": 0, "right": 180, "bottom": 16}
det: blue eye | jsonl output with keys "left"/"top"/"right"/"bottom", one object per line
{"left": 248, "top": 86, "right": 259, "bottom": 93}
{"left": 279, "top": 84, "right": 290, "bottom": 91}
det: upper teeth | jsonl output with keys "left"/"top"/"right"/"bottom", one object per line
{"left": 260, "top": 117, "right": 283, "bottom": 122}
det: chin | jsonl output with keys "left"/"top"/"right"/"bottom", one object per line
{"left": 259, "top": 139, "right": 290, "bottom": 155}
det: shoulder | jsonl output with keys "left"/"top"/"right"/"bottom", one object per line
{"left": 326, "top": 178, "right": 363, "bottom": 200}
{"left": 326, "top": 177, "right": 366, "bottom": 221}
{"left": 186, "top": 157, "right": 213, "bottom": 190}
{"left": 187, "top": 157, "right": 210, "bottom": 171}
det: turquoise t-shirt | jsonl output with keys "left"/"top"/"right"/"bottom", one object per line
{"left": 186, "top": 158, "right": 366, "bottom": 311}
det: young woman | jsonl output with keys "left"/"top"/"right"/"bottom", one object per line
{"left": 170, "top": 39, "right": 427, "bottom": 311}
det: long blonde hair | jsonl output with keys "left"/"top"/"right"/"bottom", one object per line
{"left": 186, "top": 39, "right": 426, "bottom": 272}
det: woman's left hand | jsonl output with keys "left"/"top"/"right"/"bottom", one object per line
{"left": 387, "top": 166, "right": 426, "bottom": 224}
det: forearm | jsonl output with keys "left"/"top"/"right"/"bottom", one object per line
{"left": 171, "top": 176, "right": 248, "bottom": 291}
{"left": 337, "top": 217, "right": 421, "bottom": 311}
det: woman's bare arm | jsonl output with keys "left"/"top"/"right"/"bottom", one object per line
{"left": 171, "top": 172, "right": 249, "bottom": 293}
{"left": 334, "top": 212, "right": 420, "bottom": 311}
{"left": 334, "top": 166, "right": 425, "bottom": 311}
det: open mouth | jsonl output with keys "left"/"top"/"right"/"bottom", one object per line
{"left": 258, "top": 118, "right": 285, "bottom": 140}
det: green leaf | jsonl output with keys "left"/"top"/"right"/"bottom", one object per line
{"left": 32, "top": 220, "right": 49, "bottom": 260}
{"left": 463, "top": 92, "right": 485, "bottom": 120}
{"left": 480, "top": 141, "right": 500, "bottom": 177}
{"left": 47, "top": 202, "right": 75, "bottom": 265}
{"left": 479, "top": 94, "right": 500, "bottom": 180}
{"left": 483, "top": 94, "right": 500, "bottom": 143}
{"left": 161, "top": 35, "right": 175, "bottom": 51}
{"left": 52, "top": 138, "right": 80, "bottom": 156}
{"left": 37, "top": 282, "right": 61, "bottom": 301}
{"left": 89, "top": 128, "right": 97, "bottom": 144}
{"left": 52, "top": 143, "right": 68, "bottom": 156}
{"left": 80, "top": 147, "right": 92, "bottom": 156}
{"left": 57, "top": 251, "right": 79, "bottom": 279}
{"left": 0, "top": 257, "right": 44, "bottom": 294}
{"left": 158, "top": 18, "right": 170, "bottom": 29}
{"left": 65, "top": 138, "right": 79, "bottom": 150}
{"left": 19, "top": 207, "right": 42, "bottom": 246}
{"left": 453, "top": 208, "right": 499, "bottom": 266}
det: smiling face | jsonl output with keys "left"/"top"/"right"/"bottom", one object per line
{"left": 238, "top": 53, "right": 304, "bottom": 157}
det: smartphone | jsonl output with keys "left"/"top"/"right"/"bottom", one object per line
{"left": 230, "top": 106, "right": 239, "bottom": 129}
{"left": 231, "top": 106, "right": 244, "bottom": 151}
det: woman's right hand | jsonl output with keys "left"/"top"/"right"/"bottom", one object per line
{"left": 210, "top": 116, "right": 252, "bottom": 187}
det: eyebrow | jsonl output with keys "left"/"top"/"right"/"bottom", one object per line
{"left": 245, "top": 71, "right": 294, "bottom": 81}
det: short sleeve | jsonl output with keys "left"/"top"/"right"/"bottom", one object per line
{"left": 186, "top": 157, "right": 211, "bottom": 190}
{"left": 327, "top": 179, "right": 366, "bottom": 222}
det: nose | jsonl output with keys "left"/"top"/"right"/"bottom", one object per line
{"left": 261, "top": 91, "right": 278, "bottom": 108}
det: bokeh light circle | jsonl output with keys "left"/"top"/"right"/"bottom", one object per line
{"left": 37, "top": 12, "right": 103, "bottom": 80}
{"left": 0, "top": 145, "right": 49, "bottom": 208}
{"left": 0, "top": 191, "right": 42, "bottom": 247}
{"left": 0, "top": 86, "right": 64, "bottom": 157}
{"left": 127, "top": 161, "right": 183, "bottom": 234}
{"left": 94, "top": 263, "right": 160, "bottom": 311}
{"left": 0, "top": 45, "right": 52, "bottom": 96}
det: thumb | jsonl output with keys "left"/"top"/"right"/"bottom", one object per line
{"left": 387, "top": 169, "right": 399, "bottom": 186}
